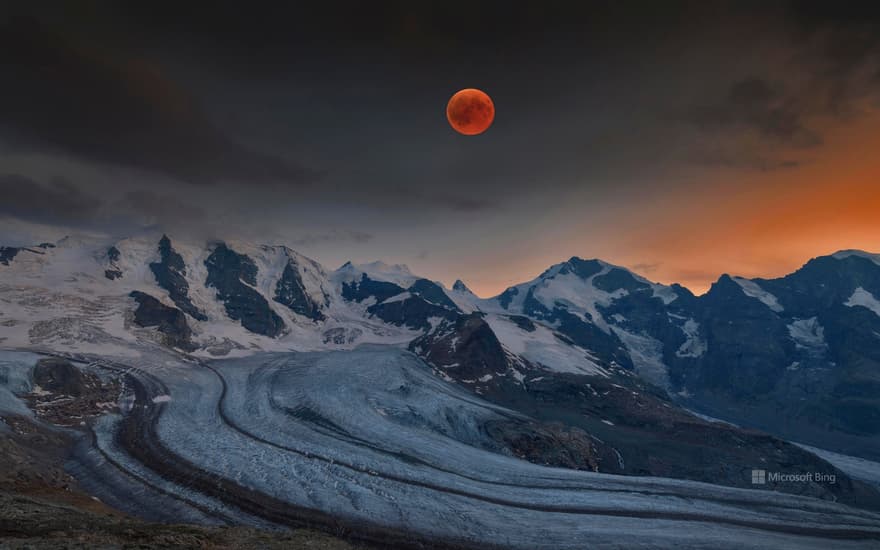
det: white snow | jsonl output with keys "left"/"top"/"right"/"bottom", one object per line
{"left": 484, "top": 314, "right": 608, "bottom": 376}
{"left": 445, "top": 284, "right": 482, "bottom": 314}
{"left": 832, "top": 250, "right": 880, "bottom": 266}
{"left": 478, "top": 259, "right": 681, "bottom": 379}
{"left": 0, "top": 234, "right": 418, "bottom": 356}
{"left": 675, "top": 318, "right": 707, "bottom": 358}
{"left": 787, "top": 317, "right": 827, "bottom": 353}
{"left": 532, "top": 269, "right": 625, "bottom": 333}
{"left": 381, "top": 291, "right": 411, "bottom": 304}
{"left": 733, "top": 277, "right": 784, "bottom": 313}
{"left": 332, "top": 260, "right": 418, "bottom": 288}
{"left": 846, "top": 287, "right": 880, "bottom": 318}
{"left": 611, "top": 328, "right": 669, "bottom": 388}
{"left": 651, "top": 285, "right": 679, "bottom": 305}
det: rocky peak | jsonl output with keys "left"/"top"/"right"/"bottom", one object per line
{"left": 452, "top": 279, "right": 471, "bottom": 293}
{"left": 274, "top": 260, "right": 325, "bottom": 321}
{"left": 0, "top": 247, "right": 21, "bottom": 265}
{"left": 408, "top": 279, "right": 460, "bottom": 310}
{"left": 129, "top": 291, "right": 195, "bottom": 350}
{"left": 558, "top": 257, "right": 604, "bottom": 280}
{"left": 149, "top": 235, "right": 207, "bottom": 321}
{"left": 205, "top": 242, "right": 285, "bottom": 337}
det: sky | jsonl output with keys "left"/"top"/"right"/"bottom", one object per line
{"left": 1, "top": 1, "right": 880, "bottom": 296}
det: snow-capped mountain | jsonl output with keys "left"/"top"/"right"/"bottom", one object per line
{"left": 0, "top": 234, "right": 426, "bottom": 358}
{"left": 3, "top": 233, "right": 880, "bottom": 484}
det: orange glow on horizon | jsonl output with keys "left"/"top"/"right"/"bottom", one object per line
{"left": 461, "top": 110, "right": 880, "bottom": 298}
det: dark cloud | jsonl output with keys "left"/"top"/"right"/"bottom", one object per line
{"left": 112, "top": 191, "right": 206, "bottom": 226}
{"left": 687, "top": 147, "right": 802, "bottom": 172}
{"left": 0, "top": 174, "right": 101, "bottom": 224}
{"left": 0, "top": 15, "right": 314, "bottom": 186}
{"left": 2, "top": 1, "right": 880, "bottom": 276}
{"left": 289, "top": 230, "right": 374, "bottom": 248}
{"left": 428, "top": 194, "right": 497, "bottom": 213}
{"left": 389, "top": 188, "right": 498, "bottom": 213}
{"left": 0, "top": 173, "right": 213, "bottom": 237}
{"left": 690, "top": 77, "right": 822, "bottom": 148}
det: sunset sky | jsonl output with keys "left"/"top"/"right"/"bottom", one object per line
{"left": 1, "top": 2, "right": 879, "bottom": 296}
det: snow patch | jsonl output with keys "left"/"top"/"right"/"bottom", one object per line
{"left": 675, "top": 318, "right": 706, "bottom": 358}
{"left": 732, "top": 278, "right": 784, "bottom": 313}
{"left": 382, "top": 291, "right": 411, "bottom": 304}
{"left": 845, "top": 287, "right": 880, "bottom": 317}
{"left": 612, "top": 328, "right": 668, "bottom": 388}
{"left": 484, "top": 314, "right": 608, "bottom": 376}
{"left": 787, "top": 317, "right": 827, "bottom": 353}
{"left": 831, "top": 250, "right": 880, "bottom": 267}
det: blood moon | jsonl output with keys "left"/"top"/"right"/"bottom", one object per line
{"left": 446, "top": 88, "right": 495, "bottom": 135}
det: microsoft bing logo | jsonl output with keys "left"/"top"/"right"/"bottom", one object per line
{"left": 751, "top": 469, "right": 766, "bottom": 484}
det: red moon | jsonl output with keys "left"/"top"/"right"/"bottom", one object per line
{"left": 446, "top": 88, "right": 495, "bottom": 135}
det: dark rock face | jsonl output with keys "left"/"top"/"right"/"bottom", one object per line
{"left": 205, "top": 243, "right": 285, "bottom": 337}
{"left": 481, "top": 252, "right": 880, "bottom": 461}
{"left": 687, "top": 275, "right": 793, "bottom": 397}
{"left": 32, "top": 358, "right": 88, "bottom": 396}
{"left": 411, "top": 308, "right": 879, "bottom": 506}
{"left": 341, "top": 274, "right": 404, "bottom": 303}
{"left": 274, "top": 262, "right": 324, "bottom": 321}
{"left": 408, "top": 279, "right": 460, "bottom": 310}
{"left": 674, "top": 255, "right": 880, "bottom": 459}
{"left": 104, "top": 246, "right": 123, "bottom": 280}
{"left": 367, "top": 294, "right": 457, "bottom": 331}
{"left": 0, "top": 247, "right": 20, "bottom": 265}
{"left": 149, "top": 236, "right": 207, "bottom": 321}
{"left": 410, "top": 312, "right": 520, "bottom": 387}
{"left": 0, "top": 245, "right": 51, "bottom": 265}
{"left": 597, "top": 282, "right": 698, "bottom": 380}
{"left": 485, "top": 419, "right": 606, "bottom": 471}
{"left": 593, "top": 268, "right": 649, "bottom": 293}
{"left": 497, "top": 287, "right": 518, "bottom": 309}
{"left": 340, "top": 274, "right": 459, "bottom": 330}
{"left": 558, "top": 257, "right": 603, "bottom": 280}
{"left": 129, "top": 291, "right": 194, "bottom": 350}
{"left": 507, "top": 315, "right": 536, "bottom": 332}
{"left": 553, "top": 309, "right": 633, "bottom": 369}
{"left": 452, "top": 279, "right": 471, "bottom": 293}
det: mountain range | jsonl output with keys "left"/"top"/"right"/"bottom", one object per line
{"left": 3, "top": 234, "right": 880, "bottom": 544}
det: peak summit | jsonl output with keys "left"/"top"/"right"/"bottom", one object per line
{"left": 452, "top": 279, "right": 472, "bottom": 293}
{"left": 831, "top": 249, "right": 880, "bottom": 266}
